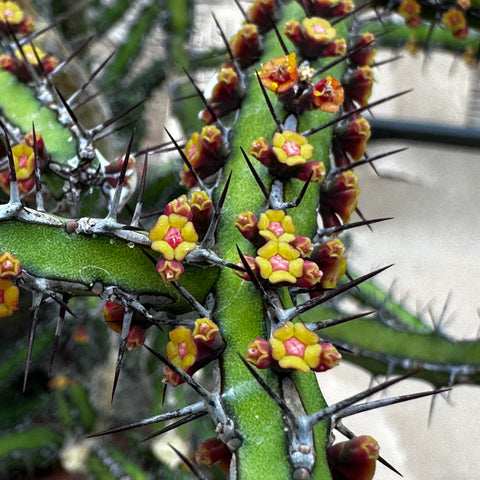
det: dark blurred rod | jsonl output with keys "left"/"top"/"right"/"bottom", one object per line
{"left": 369, "top": 118, "right": 480, "bottom": 148}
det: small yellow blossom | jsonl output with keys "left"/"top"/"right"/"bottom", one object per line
{"left": 270, "top": 322, "right": 322, "bottom": 372}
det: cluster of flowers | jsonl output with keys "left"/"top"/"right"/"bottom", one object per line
{"left": 162, "top": 318, "right": 224, "bottom": 386}
{"left": 0, "top": 130, "right": 48, "bottom": 195}
{"left": 245, "top": 321, "right": 341, "bottom": 373}
{"left": 0, "top": 252, "right": 21, "bottom": 318}
{"left": 0, "top": 1, "right": 34, "bottom": 34}
{"left": 234, "top": 209, "right": 347, "bottom": 289}
{"left": 148, "top": 192, "right": 212, "bottom": 282}
{"left": 398, "top": 0, "right": 470, "bottom": 40}
{"left": 0, "top": 44, "right": 58, "bottom": 82}
{"left": 101, "top": 301, "right": 146, "bottom": 350}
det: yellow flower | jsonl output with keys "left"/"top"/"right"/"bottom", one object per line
{"left": 270, "top": 322, "right": 322, "bottom": 372}
{"left": 0, "top": 2, "right": 23, "bottom": 25}
{"left": 302, "top": 17, "right": 337, "bottom": 44}
{"left": 166, "top": 326, "right": 197, "bottom": 371}
{"left": 272, "top": 131, "right": 313, "bottom": 167}
{"left": 0, "top": 279, "right": 19, "bottom": 318}
{"left": 12, "top": 143, "right": 34, "bottom": 180}
{"left": 257, "top": 210, "right": 296, "bottom": 242}
{"left": 256, "top": 241, "right": 304, "bottom": 284}
{"left": 0, "top": 252, "right": 22, "bottom": 278}
{"left": 149, "top": 213, "right": 198, "bottom": 261}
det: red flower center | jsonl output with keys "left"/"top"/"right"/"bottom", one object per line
{"left": 312, "top": 23, "right": 326, "bottom": 34}
{"left": 282, "top": 141, "right": 301, "bottom": 157}
{"left": 178, "top": 341, "right": 189, "bottom": 360}
{"left": 270, "top": 254, "right": 289, "bottom": 271}
{"left": 164, "top": 227, "right": 183, "bottom": 248}
{"left": 18, "top": 154, "right": 29, "bottom": 168}
{"left": 284, "top": 336, "right": 306, "bottom": 357}
{"left": 268, "top": 221, "right": 284, "bottom": 237}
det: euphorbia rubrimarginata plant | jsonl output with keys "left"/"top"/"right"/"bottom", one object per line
{"left": 1, "top": 0, "right": 480, "bottom": 478}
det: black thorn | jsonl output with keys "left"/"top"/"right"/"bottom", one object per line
{"left": 0, "top": 120, "right": 17, "bottom": 183}
{"left": 308, "top": 371, "right": 420, "bottom": 426}
{"left": 94, "top": 117, "right": 138, "bottom": 141}
{"left": 313, "top": 37, "right": 375, "bottom": 78}
{"left": 211, "top": 13, "right": 238, "bottom": 70}
{"left": 20, "top": 22, "right": 60, "bottom": 46}
{"left": 69, "top": 51, "right": 115, "bottom": 107}
{"left": 333, "top": 147, "right": 408, "bottom": 175}
{"left": 255, "top": 70, "right": 283, "bottom": 131}
{"left": 171, "top": 281, "right": 210, "bottom": 318}
{"left": 111, "top": 308, "right": 133, "bottom": 402}
{"left": 202, "top": 171, "right": 232, "bottom": 248}
{"left": 233, "top": 0, "right": 249, "bottom": 22}
{"left": 141, "top": 411, "right": 207, "bottom": 442}
{"left": 23, "top": 294, "right": 42, "bottom": 393}
{"left": 163, "top": 127, "right": 207, "bottom": 191}
{"left": 331, "top": 0, "right": 375, "bottom": 25}
{"left": 308, "top": 310, "right": 376, "bottom": 330}
{"left": 91, "top": 98, "right": 145, "bottom": 137}
{"left": 108, "top": 130, "right": 135, "bottom": 221}
{"left": 54, "top": 86, "right": 86, "bottom": 136}
{"left": 354, "top": 206, "right": 372, "bottom": 231}
{"left": 286, "top": 172, "right": 313, "bottom": 208}
{"left": 285, "top": 265, "right": 393, "bottom": 321}
{"left": 48, "top": 299, "right": 68, "bottom": 377}
{"left": 240, "top": 147, "right": 270, "bottom": 201}
{"left": 317, "top": 216, "right": 392, "bottom": 237}
{"left": 236, "top": 245, "right": 272, "bottom": 307}
{"left": 301, "top": 90, "right": 412, "bottom": 137}
{"left": 86, "top": 401, "right": 206, "bottom": 438}
{"left": 371, "top": 54, "right": 404, "bottom": 68}
{"left": 131, "top": 153, "right": 148, "bottom": 227}
{"left": 268, "top": 12, "right": 289, "bottom": 55}
{"left": 31, "top": 123, "right": 44, "bottom": 211}
{"left": 50, "top": 35, "right": 95, "bottom": 77}
{"left": 134, "top": 140, "right": 174, "bottom": 157}
{"left": 142, "top": 343, "right": 210, "bottom": 400}
{"left": 169, "top": 444, "right": 210, "bottom": 480}
{"left": 237, "top": 354, "right": 295, "bottom": 419}
{"left": 183, "top": 67, "right": 218, "bottom": 123}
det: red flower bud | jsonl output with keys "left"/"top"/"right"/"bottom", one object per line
{"left": 327, "top": 435, "right": 379, "bottom": 480}
{"left": 244, "top": 337, "right": 272, "bottom": 369}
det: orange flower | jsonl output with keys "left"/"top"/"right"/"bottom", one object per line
{"left": 258, "top": 53, "right": 298, "bottom": 93}
{"left": 312, "top": 76, "right": 344, "bottom": 113}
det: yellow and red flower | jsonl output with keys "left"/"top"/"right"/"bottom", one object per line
{"left": 0, "top": 252, "right": 22, "bottom": 279}
{"left": 256, "top": 240, "right": 304, "bottom": 284}
{"left": 272, "top": 130, "right": 313, "bottom": 166}
{"left": 269, "top": 321, "right": 322, "bottom": 373}
{"left": 0, "top": 279, "right": 19, "bottom": 318}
